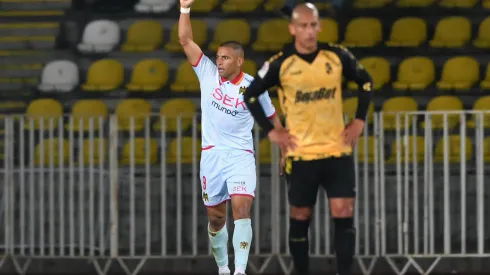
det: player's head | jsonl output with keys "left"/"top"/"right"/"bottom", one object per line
{"left": 289, "top": 3, "right": 321, "bottom": 52}
{"left": 216, "top": 41, "right": 245, "bottom": 79}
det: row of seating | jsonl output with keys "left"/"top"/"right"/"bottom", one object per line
{"left": 19, "top": 95, "right": 490, "bottom": 132}
{"left": 22, "top": 55, "right": 490, "bottom": 93}
{"left": 77, "top": 16, "right": 490, "bottom": 54}
{"left": 26, "top": 134, "right": 490, "bottom": 166}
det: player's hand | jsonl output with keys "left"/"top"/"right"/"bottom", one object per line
{"left": 180, "top": 0, "right": 194, "bottom": 8}
{"left": 341, "top": 119, "right": 365, "bottom": 147}
{"left": 268, "top": 128, "right": 298, "bottom": 154}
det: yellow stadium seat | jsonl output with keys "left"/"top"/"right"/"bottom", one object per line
{"left": 82, "top": 59, "right": 124, "bottom": 91}
{"left": 355, "top": 136, "right": 376, "bottom": 163}
{"left": 468, "top": 96, "right": 490, "bottom": 128}
{"left": 264, "top": 0, "right": 284, "bottom": 11}
{"left": 439, "top": 0, "right": 478, "bottom": 8}
{"left": 165, "top": 20, "right": 207, "bottom": 52}
{"left": 342, "top": 17, "right": 382, "bottom": 47}
{"left": 422, "top": 96, "right": 463, "bottom": 129}
{"left": 353, "top": 0, "right": 391, "bottom": 8}
{"left": 209, "top": 20, "right": 251, "bottom": 51}
{"left": 436, "top": 56, "right": 479, "bottom": 90}
{"left": 115, "top": 99, "right": 151, "bottom": 131}
{"left": 382, "top": 97, "right": 419, "bottom": 130}
{"left": 435, "top": 136, "right": 473, "bottom": 163}
{"left": 253, "top": 19, "right": 292, "bottom": 52}
{"left": 167, "top": 137, "right": 201, "bottom": 164}
{"left": 171, "top": 61, "right": 200, "bottom": 92}
{"left": 481, "top": 63, "right": 490, "bottom": 89}
{"left": 35, "top": 139, "right": 69, "bottom": 165}
{"left": 484, "top": 0, "right": 490, "bottom": 9}
{"left": 121, "top": 138, "right": 158, "bottom": 165}
{"left": 393, "top": 57, "right": 435, "bottom": 91}
{"left": 318, "top": 18, "right": 338, "bottom": 43}
{"left": 386, "top": 136, "right": 425, "bottom": 164}
{"left": 484, "top": 137, "right": 490, "bottom": 163}
{"left": 192, "top": 0, "right": 219, "bottom": 12}
{"left": 126, "top": 59, "right": 168, "bottom": 92}
{"left": 386, "top": 17, "right": 427, "bottom": 47}
{"left": 258, "top": 138, "right": 272, "bottom": 164}
{"left": 396, "top": 0, "right": 435, "bottom": 7}
{"left": 82, "top": 138, "right": 107, "bottom": 165}
{"left": 429, "top": 17, "right": 471, "bottom": 48}
{"left": 121, "top": 20, "right": 163, "bottom": 52}
{"left": 343, "top": 97, "right": 375, "bottom": 123}
{"left": 154, "top": 99, "right": 197, "bottom": 132}
{"left": 242, "top": 59, "right": 257, "bottom": 76}
{"left": 222, "top": 0, "right": 262, "bottom": 12}
{"left": 25, "top": 98, "right": 63, "bottom": 130}
{"left": 68, "top": 100, "right": 108, "bottom": 131}
{"left": 473, "top": 17, "right": 490, "bottom": 48}
{"left": 348, "top": 57, "right": 390, "bottom": 91}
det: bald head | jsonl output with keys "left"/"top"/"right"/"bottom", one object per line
{"left": 291, "top": 2, "right": 319, "bottom": 23}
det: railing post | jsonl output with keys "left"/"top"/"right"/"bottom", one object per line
{"left": 109, "top": 114, "right": 119, "bottom": 258}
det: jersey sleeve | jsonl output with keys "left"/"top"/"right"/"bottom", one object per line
{"left": 258, "top": 91, "right": 277, "bottom": 119}
{"left": 192, "top": 52, "right": 217, "bottom": 81}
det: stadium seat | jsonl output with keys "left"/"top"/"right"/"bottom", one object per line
{"left": 121, "top": 20, "right": 163, "bottom": 52}
{"left": 429, "top": 17, "right": 471, "bottom": 48}
{"left": 352, "top": 0, "right": 391, "bottom": 8}
{"left": 396, "top": 0, "right": 435, "bottom": 7}
{"left": 171, "top": 61, "right": 200, "bottom": 92}
{"left": 264, "top": 0, "right": 284, "bottom": 11}
{"left": 25, "top": 98, "right": 63, "bottom": 130}
{"left": 435, "top": 136, "right": 473, "bottom": 163}
{"left": 126, "top": 59, "right": 168, "bottom": 92}
{"left": 82, "top": 59, "right": 124, "bottom": 91}
{"left": 437, "top": 56, "right": 479, "bottom": 90}
{"left": 115, "top": 99, "right": 152, "bottom": 131}
{"left": 484, "top": 0, "right": 490, "bottom": 9}
{"left": 77, "top": 20, "right": 120, "bottom": 53}
{"left": 242, "top": 59, "right": 257, "bottom": 76}
{"left": 37, "top": 60, "right": 79, "bottom": 92}
{"left": 82, "top": 138, "right": 107, "bottom": 165}
{"left": 258, "top": 138, "right": 272, "bottom": 164}
{"left": 343, "top": 97, "right": 375, "bottom": 123}
{"left": 473, "top": 17, "right": 490, "bottom": 48}
{"left": 191, "top": 0, "right": 219, "bottom": 12}
{"left": 481, "top": 63, "right": 490, "bottom": 89}
{"left": 222, "top": 0, "right": 262, "bottom": 12}
{"left": 253, "top": 19, "right": 292, "bottom": 52}
{"left": 154, "top": 98, "right": 197, "bottom": 132}
{"left": 422, "top": 96, "right": 463, "bottom": 129}
{"left": 35, "top": 139, "right": 70, "bottom": 166}
{"left": 355, "top": 135, "right": 376, "bottom": 164}
{"left": 348, "top": 57, "right": 390, "bottom": 91}
{"left": 393, "top": 57, "right": 435, "bottom": 91}
{"left": 438, "top": 0, "right": 478, "bottom": 8}
{"left": 342, "top": 17, "right": 382, "bottom": 47}
{"left": 209, "top": 20, "right": 251, "bottom": 51}
{"left": 381, "top": 97, "right": 419, "bottom": 130}
{"left": 468, "top": 96, "right": 490, "bottom": 128}
{"left": 386, "top": 17, "right": 427, "bottom": 47}
{"left": 135, "top": 0, "right": 176, "bottom": 13}
{"left": 318, "top": 18, "right": 338, "bottom": 43}
{"left": 165, "top": 20, "right": 207, "bottom": 52}
{"left": 386, "top": 136, "right": 425, "bottom": 164}
{"left": 121, "top": 138, "right": 158, "bottom": 165}
{"left": 167, "top": 137, "right": 201, "bottom": 164}
{"left": 68, "top": 100, "right": 108, "bottom": 131}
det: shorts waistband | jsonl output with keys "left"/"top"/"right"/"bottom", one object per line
{"left": 202, "top": 145, "right": 254, "bottom": 154}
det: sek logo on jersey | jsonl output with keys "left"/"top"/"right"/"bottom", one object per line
{"left": 211, "top": 87, "right": 247, "bottom": 117}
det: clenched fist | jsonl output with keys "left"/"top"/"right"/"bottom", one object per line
{"left": 180, "top": 0, "right": 194, "bottom": 8}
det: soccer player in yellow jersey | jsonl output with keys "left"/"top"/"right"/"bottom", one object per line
{"left": 244, "top": 3, "right": 373, "bottom": 275}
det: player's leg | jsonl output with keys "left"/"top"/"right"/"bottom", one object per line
{"left": 322, "top": 155, "right": 357, "bottom": 275}
{"left": 285, "top": 158, "right": 321, "bottom": 275}
{"left": 201, "top": 150, "right": 231, "bottom": 274}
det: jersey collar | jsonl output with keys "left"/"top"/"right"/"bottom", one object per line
{"left": 220, "top": 71, "right": 244, "bottom": 86}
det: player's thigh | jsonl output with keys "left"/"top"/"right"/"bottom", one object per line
{"left": 285, "top": 158, "right": 320, "bottom": 211}
{"left": 200, "top": 150, "right": 230, "bottom": 207}
{"left": 321, "top": 155, "right": 356, "bottom": 217}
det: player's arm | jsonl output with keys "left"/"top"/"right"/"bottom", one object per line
{"left": 178, "top": 0, "right": 202, "bottom": 66}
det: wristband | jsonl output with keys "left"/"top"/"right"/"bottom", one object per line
{"left": 180, "top": 7, "right": 190, "bottom": 13}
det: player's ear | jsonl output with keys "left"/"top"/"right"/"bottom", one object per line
{"left": 237, "top": 56, "right": 244, "bottom": 67}
{"left": 288, "top": 23, "right": 295, "bottom": 36}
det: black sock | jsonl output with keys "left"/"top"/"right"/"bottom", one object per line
{"left": 289, "top": 218, "right": 310, "bottom": 275}
{"left": 334, "top": 218, "right": 355, "bottom": 275}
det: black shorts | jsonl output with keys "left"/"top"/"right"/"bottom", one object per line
{"left": 284, "top": 155, "right": 356, "bottom": 207}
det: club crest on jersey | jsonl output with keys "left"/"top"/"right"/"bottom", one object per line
{"left": 239, "top": 86, "right": 246, "bottom": 95}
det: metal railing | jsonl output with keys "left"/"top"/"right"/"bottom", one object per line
{"left": 0, "top": 111, "right": 488, "bottom": 275}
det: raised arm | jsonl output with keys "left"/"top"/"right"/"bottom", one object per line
{"left": 178, "top": 0, "right": 203, "bottom": 66}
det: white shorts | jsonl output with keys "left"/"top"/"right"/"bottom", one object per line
{"left": 200, "top": 148, "right": 256, "bottom": 207}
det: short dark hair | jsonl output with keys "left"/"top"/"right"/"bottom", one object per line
{"left": 219, "top": 40, "right": 244, "bottom": 56}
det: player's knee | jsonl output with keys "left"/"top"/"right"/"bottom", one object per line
{"left": 330, "top": 198, "right": 355, "bottom": 218}
{"left": 231, "top": 196, "right": 253, "bottom": 220}
{"left": 208, "top": 214, "right": 226, "bottom": 229}
{"left": 290, "top": 206, "right": 313, "bottom": 220}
